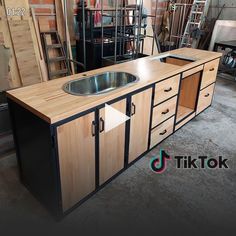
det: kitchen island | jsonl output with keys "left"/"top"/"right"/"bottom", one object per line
{"left": 6, "top": 48, "right": 222, "bottom": 218}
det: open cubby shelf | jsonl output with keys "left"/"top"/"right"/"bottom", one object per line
{"left": 176, "top": 71, "right": 201, "bottom": 123}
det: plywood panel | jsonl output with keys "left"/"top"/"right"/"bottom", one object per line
{"left": 178, "top": 72, "right": 201, "bottom": 109}
{"left": 129, "top": 88, "right": 152, "bottom": 163}
{"left": 0, "top": 6, "right": 21, "bottom": 88}
{"left": 57, "top": 112, "right": 96, "bottom": 212}
{"left": 175, "top": 112, "right": 195, "bottom": 131}
{"left": 166, "top": 57, "right": 192, "bottom": 66}
{"left": 99, "top": 99, "right": 126, "bottom": 185}
{"left": 4, "top": 0, "right": 30, "bottom": 20}
{"left": 9, "top": 20, "right": 41, "bottom": 86}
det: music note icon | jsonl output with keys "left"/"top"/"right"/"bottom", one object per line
{"left": 150, "top": 150, "right": 170, "bottom": 173}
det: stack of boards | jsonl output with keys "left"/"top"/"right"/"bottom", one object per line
{"left": 0, "top": 0, "right": 74, "bottom": 91}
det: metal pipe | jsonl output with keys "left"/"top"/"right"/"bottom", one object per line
{"left": 101, "top": 0, "right": 104, "bottom": 60}
{"left": 179, "top": 4, "right": 187, "bottom": 48}
{"left": 82, "top": 0, "right": 86, "bottom": 70}
{"left": 132, "top": 0, "right": 138, "bottom": 60}
{"left": 152, "top": 0, "right": 158, "bottom": 55}
{"left": 64, "top": 0, "right": 70, "bottom": 70}
{"left": 122, "top": 1, "right": 127, "bottom": 56}
{"left": 169, "top": 5, "right": 175, "bottom": 51}
{"left": 119, "top": 1, "right": 122, "bottom": 57}
{"left": 114, "top": 0, "right": 119, "bottom": 63}
{"left": 135, "top": 0, "right": 143, "bottom": 58}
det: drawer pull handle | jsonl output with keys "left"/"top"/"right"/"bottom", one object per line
{"left": 99, "top": 118, "right": 105, "bottom": 133}
{"left": 159, "top": 129, "right": 167, "bottom": 136}
{"left": 131, "top": 102, "right": 136, "bottom": 116}
{"left": 209, "top": 68, "right": 215, "bottom": 72}
{"left": 205, "top": 93, "right": 210, "bottom": 97}
{"left": 91, "top": 121, "right": 96, "bottom": 137}
{"left": 162, "top": 109, "right": 170, "bottom": 115}
{"left": 164, "top": 87, "right": 172, "bottom": 93}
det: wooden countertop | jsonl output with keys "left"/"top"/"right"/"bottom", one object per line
{"left": 6, "top": 48, "right": 222, "bottom": 124}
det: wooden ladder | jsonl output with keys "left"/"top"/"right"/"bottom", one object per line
{"left": 40, "top": 31, "right": 71, "bottom": 80}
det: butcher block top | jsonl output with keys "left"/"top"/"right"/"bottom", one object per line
{"left": 6, "top": 48, "right": 222, "bottom": 124}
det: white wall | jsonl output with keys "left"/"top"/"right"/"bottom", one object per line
{"left": 208, "top": 0, "right": 236, "bottom": 20}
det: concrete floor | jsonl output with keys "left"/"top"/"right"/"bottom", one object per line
{"left": 0, "top": 78, "right": 236, "bottom": 236}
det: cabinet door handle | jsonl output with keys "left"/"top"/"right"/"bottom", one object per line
{"left": 159, "top": 129, "right": 167, "bottom": 136}
{"left": 209, "top": 68, "right": 215, "bottom": 72}
{"left": 205, "top": 93, "right": 210, "bottom": 97}
{"left": 164, "top": 87, "right": 172, "bottom": 92}
{"left": 162, "top": 109, "right": 169, "bottom": 115}
{"left": 131, "top": 102, "right": 136, "bottom": 116}
{"left": 99, "top": 117, "right": 105, "bottom": 133}
{"left": 91, "top": 121, "right": 96, "bottom": 137}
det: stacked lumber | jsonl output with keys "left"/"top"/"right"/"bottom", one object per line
{"left": 0, "top": 0, "right": 46, "bottom": 90}
{"left": 0, "top": 0, "right": 75, "bottom": 91}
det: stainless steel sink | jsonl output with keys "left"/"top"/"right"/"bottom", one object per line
{"left": 63, "top": 72, "right": 139, "bottom": 96}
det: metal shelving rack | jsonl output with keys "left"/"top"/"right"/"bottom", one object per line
{"left": 77, "top": 0, "right": 160, "bottom": 69}
{"left": 100, "top": 0, "right": 143, "bottom": 65}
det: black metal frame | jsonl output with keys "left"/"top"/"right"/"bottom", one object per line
{"left": 7, "top": 57, "right": 221, "bottom": 220}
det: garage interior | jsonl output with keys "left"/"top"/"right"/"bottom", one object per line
{"left": 0, "top": 0, "right": 236, "bottom": 235}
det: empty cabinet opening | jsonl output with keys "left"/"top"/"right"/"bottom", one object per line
{"left": 176, "top": 72, "right": 201, "bottom": 123}
{"left": 162, "top": 56, "right": 194, "bottom": 66}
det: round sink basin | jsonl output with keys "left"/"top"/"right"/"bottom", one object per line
{"left": 63, "top": 72, "right": 139, "bottom": 96}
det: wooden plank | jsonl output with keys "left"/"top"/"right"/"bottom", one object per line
{"left": 9, "top": 20, "right": 42, "bottom": 86}
{"left": 182, "top": 65, "right": 203, "bottom": 78}
{"left": 175, "top": 113, "right": 195, "bottom": 131}
{"left": 57, "top": 112, "right": 96, "bottom": 212}
{"left": 166, "top": 57, "right": 192, "bottom": 66}
{"left": 176, "top": 105, "right": 194, "bottom": 123}
{"left": 60, "top": 0, "right": 75, "bottom": 74}
{"left": 38, "top": 17, "right": 59, "bottom": 74}
{"left": 178, "top": 71, "right": 201, "bottom": 109}
{"left": 31, "top": 8, "right": 48, "bottom": 82}
{"left": 0, "top": 45, "right": 11, "bottom": 90}
{"left": 55, "top": 0, "right": 66, "bottom": 43}
{"left": 0, "top": 5, "right": 21, "bottom": 88}
{"left": 3, "top": 0, "right": 30, "bottom": 20}
{"left": 66, "top": 0, "right": 76, "bottom": 45}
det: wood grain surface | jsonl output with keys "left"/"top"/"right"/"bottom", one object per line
{"left": 6, "top": 48, "right": 222, "bottom": 124}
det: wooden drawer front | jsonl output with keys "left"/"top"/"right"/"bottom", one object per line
{"left": 152, "top": 96, "right": 177, "bottom": 128}
{"left": 201, "top": 59, "right": 220, "bottom": 89}
{"left": 182, "top": 65, "right": 203, "bottom": 78}
{"left": 197, "top": 83, "right": 215, "bottom": 114}
{"left": 150, "top": 116, "right": 175, "bottom": 148}
{"left": 154, "top": 75, "right": 180, "bottom": 105}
